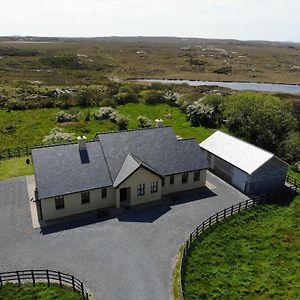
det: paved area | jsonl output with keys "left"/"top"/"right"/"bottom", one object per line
{"left": 0, "top": 173, "right": 247, "bottom": 300}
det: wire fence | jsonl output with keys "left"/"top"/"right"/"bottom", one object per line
{"left": 0, "top": 269, "right": 90, "bottom": 300}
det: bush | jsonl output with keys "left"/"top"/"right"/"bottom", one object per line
{"left": 117, "top": 115, "right": 129, "bottom": 130}
{"left": 137, "top": 115, "right": 153, "bottom": 128}
{"left": 116, "top": 91, "right": 139, "bottom": 105}
{"left": 85, "top": 111, "right": 91, "bottom": 121}
{"left": 163, "top": 91, "right": 180, "bottom": 106}
{"left": 109, "top": 111, "right": 120, "bottom": 123}
{"left": 141, "top": 90, "right": 165, "bottom": 105}
{"left": 283, "top": 131, "right": 300, "bottom": 164}
{"left": 5, "top": 99, "right": 27, "bottom": 110}
{"left": 43, "top": 128, "right": 74, "bottom": 144}
{"left": 291, "top": 162, "right": 300, "bottom": 173}
{"left": 213, "top": 66, "right": 232, "bottom": 74}
{"left": 186, "top": 100, "right": 217, "bottom": 127}
{"left": 176, "top": 93, "right": 200, "bottom": 111}
{"left": 56, "top": 111, "right": 79, "bottom": 123}
{"left": 99, "top": 97, "right": 117, "bottom": 108}
{"left": 92, "top": 107, "right": 115, "bottom": 120}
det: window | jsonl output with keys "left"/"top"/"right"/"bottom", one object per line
{"left": 170, "top": 175, "right": 175, "bottom": 185}
{"left": 55, "top": 196, "right": 64, "bottom": 210}
{"left": 137, "top": 184, "right": 145, "bottom": 196}
{"left": 151, "top": 181, "right": 158, "bottom": 193}
{"left": 182, "top": 172, "right": 188, "bottom": 184}
{"left": 81, "top": 191, "right": 90, "bottom": 204}
{"left": 162, "top": 178, "right": 165, "bottom": 187}
{"left": 101, "top": 187, "right": 107, "bottom": 199}
{"left": 194, "top": 170, "right": 200, "bottom": 182}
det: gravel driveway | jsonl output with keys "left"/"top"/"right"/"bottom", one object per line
{"left": 0, "top": 172, "right": 247, "bottom": 300}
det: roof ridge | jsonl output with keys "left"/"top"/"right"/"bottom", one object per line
{"left": 31, "top": 140, "right": 96, "bottom": 150}
{"left": 96, "top": 126, "right": 172, "bottom": 136}
{"left": 97, "top": 136, "right": 113, "bottom": 184}
{"left": 213, "top": 130, "right": 274, "bottom": 156}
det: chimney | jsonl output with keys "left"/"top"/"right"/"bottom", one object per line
{"left": 77, "top": 135, "right": 87, "bottom": 151}
{"left": 155, "top": 119, "right": 164, "bottom": 128}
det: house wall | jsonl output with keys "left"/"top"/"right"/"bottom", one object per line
{"left": 118, "top": 167, "right": 162, "bottom": 206}
{"left": 162, "top": 170, "right": 207, "bottom": 195}
{"left": 246, "top": 157, "right": 288, "bottom": 195}
{"left": 41, "top": 186, "right": 115, "bottom": 221}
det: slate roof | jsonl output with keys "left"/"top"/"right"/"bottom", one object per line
{"left": 32, "top": 141, "right": 112, "bottom": 199}
{"left": 33, "top": 126, "right": 209, "bottom": 199}
{"left": 200, "top": 131, "right": 274, "bottom": 175}
{"left": 98, "top": 127, "right": 209, "bottom": 182}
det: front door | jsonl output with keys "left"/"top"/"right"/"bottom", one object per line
{"left": 120, "top": 188, "right": 128, "bottom": 202}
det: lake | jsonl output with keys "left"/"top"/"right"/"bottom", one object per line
{"left": 139, "top": 79, "right": 300, "bottom": 94}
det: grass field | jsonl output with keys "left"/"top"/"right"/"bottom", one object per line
{"left": 288, "top": 167, "right": 300, "bottom": 181}
{"left": 0, "top": 156, "right": 33, "bottom": 180}
{"left": 0, "top": 283, "right": 84, "bottom": 300}
{"left": 0, "top": 103, "right": 215, "bottom": 150}
{"left": 183, "top": 195, "right": 300, "bottom": 300}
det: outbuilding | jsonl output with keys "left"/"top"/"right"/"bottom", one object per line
{"left": 200, "top": 131, "right": 288, "bottom": 195}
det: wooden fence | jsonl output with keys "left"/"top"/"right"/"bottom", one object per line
{"left": 179, "top": 188, "right": 289, "bottom": 299}
{"left": 286, "top": 175, "right": 300, "bottom": 193}
{"left": 0, "top": 146, "right": 33, "bottom": 160}
{"left": 0, "top": 269, "right": 90, "bottom": 300}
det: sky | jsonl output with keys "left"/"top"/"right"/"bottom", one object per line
{"left": 1, "top": 0, "right": 300, "bottom": 42}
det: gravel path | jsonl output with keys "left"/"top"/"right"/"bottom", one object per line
{"left": 0, "top": 173, "right": 247, "bottom": 300}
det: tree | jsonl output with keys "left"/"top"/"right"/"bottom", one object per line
{"left": 223, "top": 92, "right": 297, "bottom": 152}
{"left": 283, "top": 131, "right": 300, "bottom": 164}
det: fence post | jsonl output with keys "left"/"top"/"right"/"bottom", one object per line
{"left": 245, "top": 200, "right": 248, "bottom": 209}
{"left": 209, "top": 216, "right": 211, "bottom": 226}
{"left": 216, "top": 212, "right": 219, "bottom": 223}
{"left": 17, "top": 147, "right": 20, "bottom": 157}
{"left": 26, "top": 146, "right": 29, "bottom": 155}
{"left": 72, "top": 276, "right": 75, "bottom": 292}
{"left": 231, "top": 205, "right": 234, "bottom": 215}
{"left": 58, "top": 271, "right": 62, "bottom": 288}
{"left": 196, "top": 227, "right": 199, "bottom": 238}
{"left": 223, "top": 208, "right": 226, "bottom": 219}
{"left": 16, "top": 271, "right": 21, "bottom": 286}
{"left": 31, "top": 270, "right": 35, "bottom": 286}
{"left": 0, "top": 273, "right": 2, "bottom": 288}
{"left": 81, "top": 282, "right": 84, "bottom": 297}
{"left": 8, "top": 149, "right": 11, "bottom": 159}
{"left": 46, "top": 269, "right": 50, "bottom": 286}
{"left": 238, "top": 202, "right": 241, "bottom": 212}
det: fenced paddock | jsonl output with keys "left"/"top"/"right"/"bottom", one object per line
{"left": 178, "top": 186, "right": 294, "bottom": 300}
{"left": 0, "top": 146, "right": 33, "bottom": 160}
{"left": 0, "top": 269, "right": 90, "bottom": 300}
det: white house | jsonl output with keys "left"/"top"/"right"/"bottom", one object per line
{"left": 32, "top": 126, "right": 209, "bottom": 221}
{"left": 200, "top": 131, "right": 288, "bottom": 195}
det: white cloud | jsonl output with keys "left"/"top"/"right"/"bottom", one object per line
{"left": 0, "top": 0, "right": 299, "bottom": 41}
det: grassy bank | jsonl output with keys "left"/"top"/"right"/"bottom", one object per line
{"left": 0, "top": 103, "right": 215, "bottom": 150}
{"left": 288, "top": 167, "right": 300, "bottom": 181}
{"left": 0, "top": 283, "right": 84, "bottom": 300}
{"left": 183, "top": 195, "right": 300, "bottom": 300}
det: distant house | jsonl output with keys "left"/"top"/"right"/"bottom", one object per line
{"left": 200, "top": 131, "right": 288, "bottom": 195}
{"left": 32, "top": 125, "right": 209, "bottom": 221}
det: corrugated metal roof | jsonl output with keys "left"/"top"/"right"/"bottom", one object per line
{"left": 199, "top": 131, "right": 274, "bottom": 175}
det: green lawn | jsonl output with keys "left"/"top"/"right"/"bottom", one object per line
{"left": 288, "top": 167, "right": 300, "bottom": 181}
{"left": 0, "top": 283, "right": 84, "bottom": 300}
{"left": 183, "top": 195, "right": 300, "bottom": 300}
{"left": 0, "top": 104, "right": 215, "bottom": 150}
{"left": 0, "top": 156, "right": 33, "bottom": 180}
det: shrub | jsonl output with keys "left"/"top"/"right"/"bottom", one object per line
{"left": 5, "top": 99, "right": 27, "bottom": 110}
{"left": 213, "top": 66, "right": 232, "bottom": 74}
{"left": 117, "top": 115, "right": 129, "bottom": 130}
{"left": 137, "top": 115, "right": 153, "bottom": 128}
{"left": 109, "top": 111, "right": 120, "bottom": 123}
{"left": 85, "top": 111, "right": 91, "bottom": 121}
{"left": 186, "top": 100, "right": 216, "bottom": 127}
{"left": 163, "top": 91, "right": 180, "bottom": 106}
{"left": 116, "top": 91, "right": 139, "bottom": 105}
{"left": 92, "top": 107, "right": 115, "bottom": 120}
{"left": 283, "top": 131, "right": 300, "bottom": 164}
{"left": 43, "top": 128, "right": 74, "bottom": 144}
{"left": 141, "top": 90, "right": 165, "bottom": 105}
{"left": 56, "top": 111, "right": 78, "bottom": 123}
{"left": 291, "top": 162, "right": 300, "bottom": 173}
{"left": 99, "top": 97, "right": 117, "bottom": 108}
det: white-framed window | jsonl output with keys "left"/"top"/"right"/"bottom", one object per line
{"left": 151, "top": 181, "right": 158, "bottom": 193}
{"left": 55, "top": 196, "right": 64, "bottom": 210}
{"left": 137, "top": 184, "right": 145, "bottom": 196}
{"left": 81, "top": 191, "right": 90, "bottom": 204}
{"left": 182, "top": 172, "right": 188, "bottom": 184}
{"left": 194, "top": 170, "right": 200, "bottom": 182}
